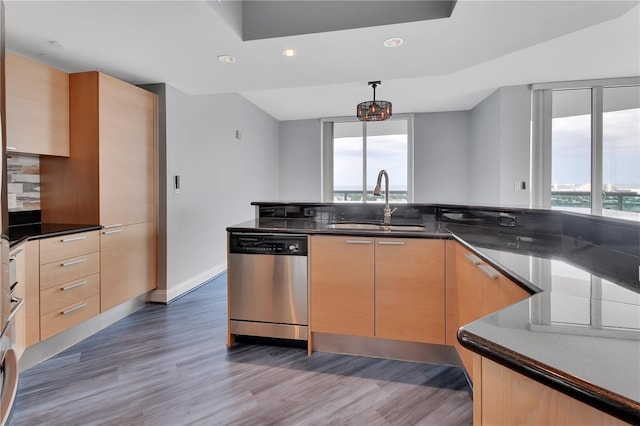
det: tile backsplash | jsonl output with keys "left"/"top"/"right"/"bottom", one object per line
{"left": 7, "top": 153, "right": 40, "bottom": 211}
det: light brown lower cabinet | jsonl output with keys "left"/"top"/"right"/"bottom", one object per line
{"left": 453, "top": 242, "right": 530, "bottom": 379}
{"left": 310, "top": 235, "right": 375, "bottom": 337}
{"left": 38, "top": 230, "right": 101, "bottom": 341}
{"left": 474, "top": 355, "right": 629, "bottom": 426}
{"left": 40, "top": 295, "right": 100, "bottom": 341}
{"left": 100, "top": 221, "right": 156, "bottom": 312}
{"left": 375, "top": 238, "right": 445, "bottom": 344}
{"left": 310, "top": 235, "right": 445, "bottom": 343}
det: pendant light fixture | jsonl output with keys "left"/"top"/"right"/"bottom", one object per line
{"left": 357, "top": 80, "right": 392, "bottom": 121}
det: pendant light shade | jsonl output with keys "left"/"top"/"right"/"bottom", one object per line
{"left": 357, "top": 81, "right": 392, "bottom": 121}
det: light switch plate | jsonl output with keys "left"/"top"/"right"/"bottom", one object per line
{"left": 174, "top": 175, "right": 180, "bottom": 194}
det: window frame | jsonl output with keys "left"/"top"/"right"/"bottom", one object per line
{"left": 530, "top": 77, "right": 640, "bottom": 217}
{"left": 321, "top": 114, "right": 415, "bottom": 203}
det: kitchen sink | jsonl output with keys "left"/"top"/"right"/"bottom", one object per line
{"left": 326, "top": 223, "right": 426, "bottom": 232}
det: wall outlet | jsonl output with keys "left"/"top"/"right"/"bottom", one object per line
{"left": 235, "top": 130, "right": 242, "bottom": 140}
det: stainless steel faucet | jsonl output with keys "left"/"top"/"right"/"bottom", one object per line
{"left": 373, "top": 169, "right": 397, "bottom": 225}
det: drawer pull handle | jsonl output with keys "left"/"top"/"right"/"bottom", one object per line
{"left": 61, "top": 235, "right": 87, "bottom": 243}
{"left": 345, "top": 240, "right": 372, "bottom": 244}
{"left": 378, "top": 241, "right": 405, "bottom": 246}
{"left": 62, "top": 303, "right": 87, "bottom": 315}
{"left": 6, "top": 146, "right": 17, "bottom": 151}
{"left": 477, "top": 264, "right": 499, "bottom": 280}
{"left": 61, "top": 258, "right": 87, "bottom": 267}
{"left": 464, "top": 253, "right": 482, "bottom": 265}
{"left": 61, "top": 280, "right": 88, "bottom": 291}
{"left": 103, "top": 229, "right": 123, "bottom": 235}
{"left": 103, "top": 224, "right": 123, "bottom": 229}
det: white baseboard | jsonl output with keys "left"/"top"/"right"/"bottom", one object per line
{"left": 150, "top": 263, "right": 226, "bottom": 304}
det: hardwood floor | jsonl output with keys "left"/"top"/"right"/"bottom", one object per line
{"left": 10, "top": 273, "right": 472, "bottom": 426}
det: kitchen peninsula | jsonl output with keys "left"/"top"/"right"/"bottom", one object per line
{"left": 227, "top": 202, "right": 640, "bottom": 425}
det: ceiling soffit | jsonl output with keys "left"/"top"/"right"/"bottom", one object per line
{"left": 209, "top": 0, "right": 457, "bottom": 41}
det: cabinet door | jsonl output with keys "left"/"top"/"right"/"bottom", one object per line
{"left": 100, "top": 222, "right": 156, "bottom": 312}
{"left": 481, "top": 265, "right": 530, "bottom": 316}
{"left": 25, "top": 240, "right": 41, "bottom": 346}
{"left": 455, "top": 244, "right": 485, "bottom": 376}
{"left": 454, "top": 243, "right": 532, "bottom": 378}
{"left": 310, "top": 235, "right": 374, "bottom": 337}
{"left": 99, "top": 73, "right": 156, "bottom": 226}
{"left": 375, "top": 238, "right": 445, "bottom": 344}
{"left": 477, "top": 356, "right": 628, "bottom": 426}
{"left": 5, "top": 52, "right": 69, "bottom": 156}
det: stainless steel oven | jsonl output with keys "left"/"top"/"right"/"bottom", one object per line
{"left": 1, "top": 2, "right": 21, "bottom": 424}
{"left": 228, "top": 233, "right": 308, "bottom": 341}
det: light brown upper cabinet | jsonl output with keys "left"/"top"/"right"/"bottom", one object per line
{"left": 41, "top": 71, "right": 156, "bottom": 227}
{"left": 5, "top": 52, "right": 70, "bottom": 156}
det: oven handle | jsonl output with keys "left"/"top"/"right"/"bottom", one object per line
{"left": 1, "top": 348, "right": 19, "bottom": 426}
{"left": 6, "top": 298, "right": 24, "bottom": 325}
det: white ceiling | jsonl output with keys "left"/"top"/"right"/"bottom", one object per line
{"left": 5, "top": 1, "right": 640, "bottom": 121}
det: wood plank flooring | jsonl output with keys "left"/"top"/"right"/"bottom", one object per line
{"left": 10, "top": 273, "right": 472, "bottom": 425}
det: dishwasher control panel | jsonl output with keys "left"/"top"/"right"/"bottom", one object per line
{"left": 229, "top": 234, "right": 308, "bottom": 256}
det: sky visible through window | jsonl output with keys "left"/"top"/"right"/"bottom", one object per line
{"left": 334, "top": 134, "right": 407, "bottom": 192}
{"left": 552, "top": 108, "right": 640, "bottom": 191}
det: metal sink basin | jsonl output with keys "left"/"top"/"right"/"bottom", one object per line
{"left": 325, "top": 223, "right": 425, "bottom": 232}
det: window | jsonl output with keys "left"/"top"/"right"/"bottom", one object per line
{"left": 322, "top": 116, "right": 413, "bottom": 203}
{"left": 531, "top": 78, "right": 640, "bottom": 221}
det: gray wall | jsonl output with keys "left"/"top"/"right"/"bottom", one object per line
{"left": 279, "top": 119, "right": 322, "bottom": 200}
{"left": 146, "top": 83, "right": 531, "bottom": 299}
{"left": 277, "top": 113, "right": 476, "bottom": 203}
{"left": 469, "top": 85, "right": 531, "bottom": 206}
{"left": 414, "top": 111, "right": 472, "bottom": 203}
{"left": 147, "top": 84, "right": 280, "bottom": 301}
{"left": 498, "top": 85, "right": 531, "bottom": 206}
{"left": 470, "top": 89, "right": 502, "bottom": 205}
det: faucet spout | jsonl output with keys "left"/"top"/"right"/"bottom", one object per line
{"left": 374, "top": 170, "right": 396, "bottom": 224}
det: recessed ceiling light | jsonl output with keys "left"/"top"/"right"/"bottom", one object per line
{"left": 217, "top": 55, "right": 236, "bottom": 63}
{"left": 282, "top": 48, "right": 298, "bottom": 57}
{"left": 383, "top": 38, "right": 403, "bottom": 48}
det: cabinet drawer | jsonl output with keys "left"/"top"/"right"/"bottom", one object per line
{"left": 40, "top": 295, "right": 100, "bottom": 341}
{"left": 40, "top": 252, "right": 100, "bottom": 290}
{"left": 40, "top": 273, "right": 100, "bottom": 315}
{"left": 39, "top": 231, "right": 99, "bottom": 265}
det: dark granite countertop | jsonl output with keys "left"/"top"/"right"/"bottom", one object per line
{"left": 227, "top": 218, "right": 451, "bottom": 238}
{"left": 227, "top": 217, "right": 640, "bottom": 423}
{"left": 8, "top": 223, "right": 102, "bottom": 247}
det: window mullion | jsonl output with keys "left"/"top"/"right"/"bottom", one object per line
{"left": 362, "top": 122, "right": 368, "bottom": 202}
{"left": 531, "top": 89, "right": 552, "bottom": 209}
{"left": 591, "top": 87, "right": 604, "bottom": 215}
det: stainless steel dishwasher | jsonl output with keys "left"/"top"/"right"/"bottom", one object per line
{"left": 228, "top": 233, "right": 308, "bottom": 341}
